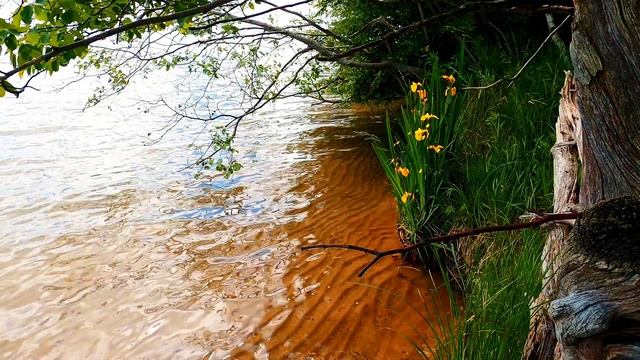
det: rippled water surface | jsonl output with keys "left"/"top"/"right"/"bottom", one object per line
{"left": 0, "top": 71, "right": 450, "bottom": 359}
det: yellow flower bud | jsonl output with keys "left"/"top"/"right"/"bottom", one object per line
{"left": 417, "top": 89, "right": 427, "bottom": 101}
{"left": 445, "top": 87, "right": 457, "bottom": 97}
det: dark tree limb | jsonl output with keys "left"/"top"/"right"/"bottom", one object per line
{"left": 301, "top": 212, "right": 581, "bottom": 277}
{"left": 318, "top": 1, "right": 572, "bottom": 62}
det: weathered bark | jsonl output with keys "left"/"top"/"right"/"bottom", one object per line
{"left": 524, "top": 73, "right": 581, "bottom": 360}
{"left": 570, "top": 0, "right": 640, "bottom": 204}
{"left": 524, "top": 0, "right": 640, "bottom": 358}
{"left": 550, "top": 196, "right": 640, "bottom": 359}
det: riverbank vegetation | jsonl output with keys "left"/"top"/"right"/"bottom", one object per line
{"left": 308, "top": 2, "right": 574, "bottom": 357}
{"left": 372, "top": 42, "right": 570, "bottom": 358}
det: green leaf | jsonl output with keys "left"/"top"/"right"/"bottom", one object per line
{"left": 50, "top": 59, "right": 59, "bottom": 72}
{"left": 222, "top": 24, "right": 239, "bottom": 35}
{"left": 60, "top": 10, "right": 75, "bottom": 25}
{"left": 17, "top": 44, "right": 33, "bottom": 65}
{"left": 62, "top": 32, "right": 74, "bottom": 45}
{"left": 60, "top": 0, "right": 75, "bottom": 9}
{"left": 39, "top": 32, "right": 51, "bottom": 44}
{"left": 34, "top": 6, "right": 49, "bottom": 21}
{"left": 20, "top": 6, "right": 34, "bottom": 25}
{"left": 177, "top": 16, "right": 192, "bottom": 27}
{"left": 5, "top": 34, "right": 18, "bottom": 50}
{"left": 73, "top": 46, "right": 88, "bottom": 58}
{"left": 11, "top": 13, "right": 21, "bottom": 28}
{"left": 62, "top": 50, "right": 77, "bottom": 61}
{"left": 1, "top": 80, "right": 16, "bottom": 94}
{"left": 48, "top": 33, "right": 59, "bottom": 47}
{"left": 25, "top": 31, "right": 40, "bottom": 44}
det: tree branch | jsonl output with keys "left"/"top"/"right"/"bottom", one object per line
{"left": 318, "top": 1, "right": 573, "bottom": 62}
{"left": 0, "top": 0, "right": 237, "bottom": 85}
{"left": 301, "top": 211, "right": 582, "bottom": 277}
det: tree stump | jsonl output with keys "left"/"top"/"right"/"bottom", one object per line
{"left": 524, "top": 72, "right": 581, "bottom": 360}
{"left": 550, "top": 196, "right": 640, "bottom": 359}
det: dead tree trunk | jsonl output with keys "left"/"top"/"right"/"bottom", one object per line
{"left": 523, "top": 73, "right": 581, "bottom": 360}
{"left": 524, "top": 1, "right": 640, "bottom": 359}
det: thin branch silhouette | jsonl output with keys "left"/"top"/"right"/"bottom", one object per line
{"left": 301, "top": 211, "right": 581, "bottom": 277}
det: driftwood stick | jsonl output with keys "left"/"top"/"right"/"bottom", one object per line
{"left": 301, "top": 211, "right": 582, "bottom": 277}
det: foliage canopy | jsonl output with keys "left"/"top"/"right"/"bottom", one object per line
{"left": 0, "top": 0, "right": 570, "bottom": 170}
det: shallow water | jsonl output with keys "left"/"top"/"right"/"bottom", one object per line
{"left": 0, "top": 71, "right": 450, "bottom": 359}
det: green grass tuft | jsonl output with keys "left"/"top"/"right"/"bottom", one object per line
{"left": 374, "top": 40, "right": 570, "bottom": 358}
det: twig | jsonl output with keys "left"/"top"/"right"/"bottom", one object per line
{"left": 301, "top": 211, "right": 582, "bottom": 277}
{"left": 545, "top": 13, "right": 567, "bottom": 53}
{"left": 506, "top": 14, "right": 571, "bottom": 86}
{"left": 462, "top": 14, "right": 572, "bottom": 91}
{"left": 415, "top": 0, "right": 430, "bottom": 44}
{"left": 462, "top": 79, "right": 504, "bottom": 91}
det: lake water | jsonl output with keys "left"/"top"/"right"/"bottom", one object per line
{"left": 0, "top": 69, "right": 450, "bottom": 359}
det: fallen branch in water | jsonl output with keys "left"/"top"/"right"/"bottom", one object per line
{"left": 300, "top": 211, "right": 582, "bottom": 277}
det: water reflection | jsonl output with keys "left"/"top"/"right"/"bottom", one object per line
{"left": 0, "top": 71, "right": 450, "bottom": 359}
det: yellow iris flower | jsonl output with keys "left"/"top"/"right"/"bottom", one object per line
{"left": 410, "top": 82, "right": 421, "bottom": 93}
{"left": 396, "top": 166, "right": 410, "bottom": 177}
{"left": 401, "top": 191, "right": 412, "bottom": 204}
{"left": 441, "top": 74, "right": 456, "bottom": 84}
{"left": 420, "top": 113, "right": 438, "bottom": 122}
{"left": 428, "top": 144, "right": 444, "bottom": 153}
{"left": 414, "top": 124, "right": 430, "bottom": 141}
